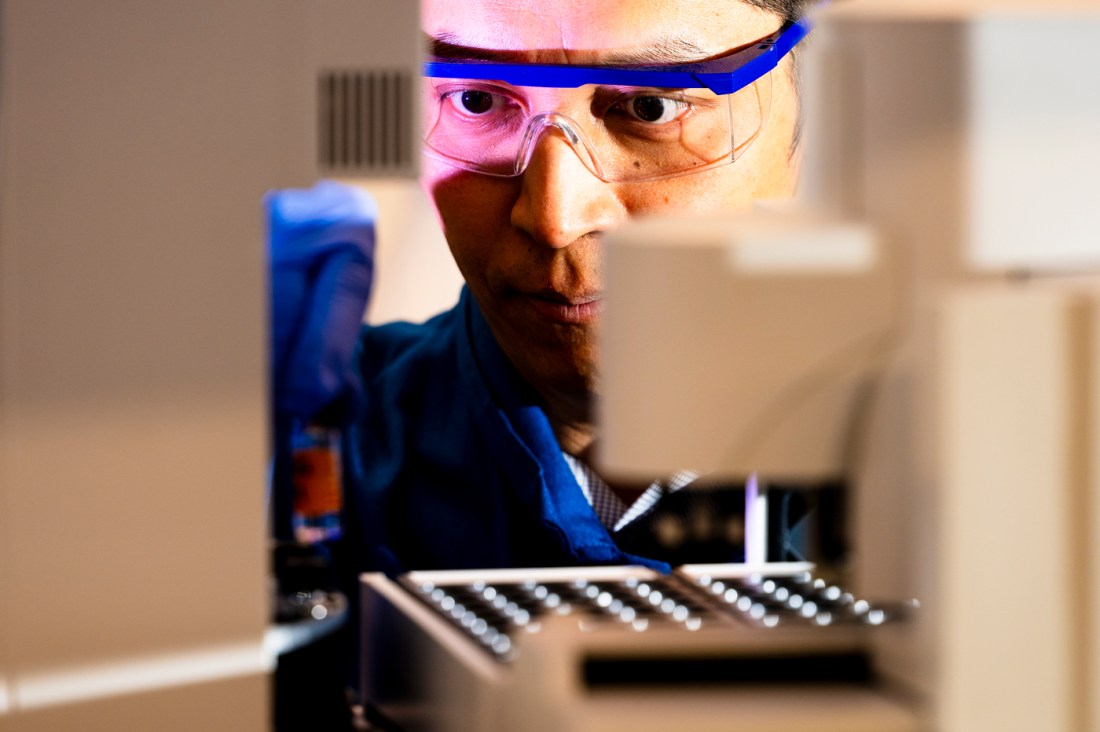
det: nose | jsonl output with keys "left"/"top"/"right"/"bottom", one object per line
{"left": 510, "top": 125, "right": 627, "bottom": 250}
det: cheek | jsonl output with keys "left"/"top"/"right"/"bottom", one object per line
{"left": 618, "top": 102, "right": 800, "bottom": 215}
{"left": 422, "top": 165, "right": 518, "bottom": 282}
{"left": 618, "top": 167, "right": 761, "bottom": 217}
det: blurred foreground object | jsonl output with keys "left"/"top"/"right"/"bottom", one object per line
{"left": 264, "top": 2, "right": 423, "bottom": 731}
{"left": 601, "top": 212, "right": 897, "bottom": 482}
{"left": 598, "top": 1, "right": 1100, "bottom": 731}
{"left": 267, "top": 180, "right": 377, "bottom": 423}
{"left": 360, "top": 565, "right": 919, "bottom": 732}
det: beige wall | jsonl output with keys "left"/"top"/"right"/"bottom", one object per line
{"left": 353, "top": 178, "right": 463, "bottom": 327}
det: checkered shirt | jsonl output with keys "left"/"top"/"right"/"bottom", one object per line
{"left": 561, "top": 452, "right": 698, "bottom": 533}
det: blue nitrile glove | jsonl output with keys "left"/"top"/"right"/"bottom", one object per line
{"left": 267, "top": 180, "right": 376, "bottom": 421}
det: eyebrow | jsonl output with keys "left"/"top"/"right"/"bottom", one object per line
{"left": 427, "top": 33, "right": 714, "bottom": 66}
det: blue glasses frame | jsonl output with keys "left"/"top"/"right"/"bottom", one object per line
{"left": 423, "top": 16, "right": 811, "bottom": 96}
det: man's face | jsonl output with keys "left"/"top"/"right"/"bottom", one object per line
{"left": 421, "top": 0, "right": 801, "bottom": 404}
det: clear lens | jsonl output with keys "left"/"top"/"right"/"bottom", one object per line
{"left": 421, "top": 74, "right": 772, "bottom": 182}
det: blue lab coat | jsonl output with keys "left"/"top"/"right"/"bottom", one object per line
{"left": 344, "top": 287, "right": 673, "bottom": 575}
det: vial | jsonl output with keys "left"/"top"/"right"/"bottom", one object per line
{"left": 291, "top": 423, "right": 343, "bottom": 543}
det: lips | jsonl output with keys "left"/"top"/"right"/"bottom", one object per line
{"left": 520, "top": 288, "right": 603, "bottom": 325}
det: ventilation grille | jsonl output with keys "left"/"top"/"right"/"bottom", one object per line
{"left": 318, "top": 69, "right": 415, "bottom": 175}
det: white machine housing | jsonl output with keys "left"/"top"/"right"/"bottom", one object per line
{"left": 0, "top": 0, "right": 420, "bottom": 728}
{"left": 600, "top": 211, "right": 899, "bottom": 482}
{"left": 600, "top": 2, "right": 1100, "bottom": 731}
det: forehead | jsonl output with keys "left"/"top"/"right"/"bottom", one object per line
{"left": 421, "top": 0, "right": 782, "bottom": 64}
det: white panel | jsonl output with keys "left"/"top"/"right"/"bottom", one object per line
{"left": 352, "top": 178, "right": 464, "bottom": 326}
{"left": 832, "top": 0, "right": 1100, "bottom": 19}
{"left": 14, "top": 642, "right": 269, "bottom": 711}
{"left": 601, "top": 212, "right": 894, "bottom": 481}
{"left": 1088, "top": 292, "right": 1100, "bottom": 732}
{"left": 935, "top": 288, "right": 1075, "bottom": 731}
{"left": 9, "top": 673, "right": 267, "bottom": 732}
{"left": 968, "top": 14, "right": 1100, "bottom": 271}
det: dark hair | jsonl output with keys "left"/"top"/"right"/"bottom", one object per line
{"left": 741, "top": 0, "right": 812, "bottom": 24}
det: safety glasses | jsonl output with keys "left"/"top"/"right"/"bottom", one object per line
{"left": 421, "top": 17, "right": 811, "bottom": 183}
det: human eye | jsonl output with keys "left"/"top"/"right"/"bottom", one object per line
{"left": 612, "top": 93, "right": 692, "bottom": 125}
{"left": 438, "top": 85, "right": 519, "bottom": 119}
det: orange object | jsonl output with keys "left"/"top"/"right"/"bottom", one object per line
{"left": 292, "top": 446, "right": 342, "bottom": 517}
